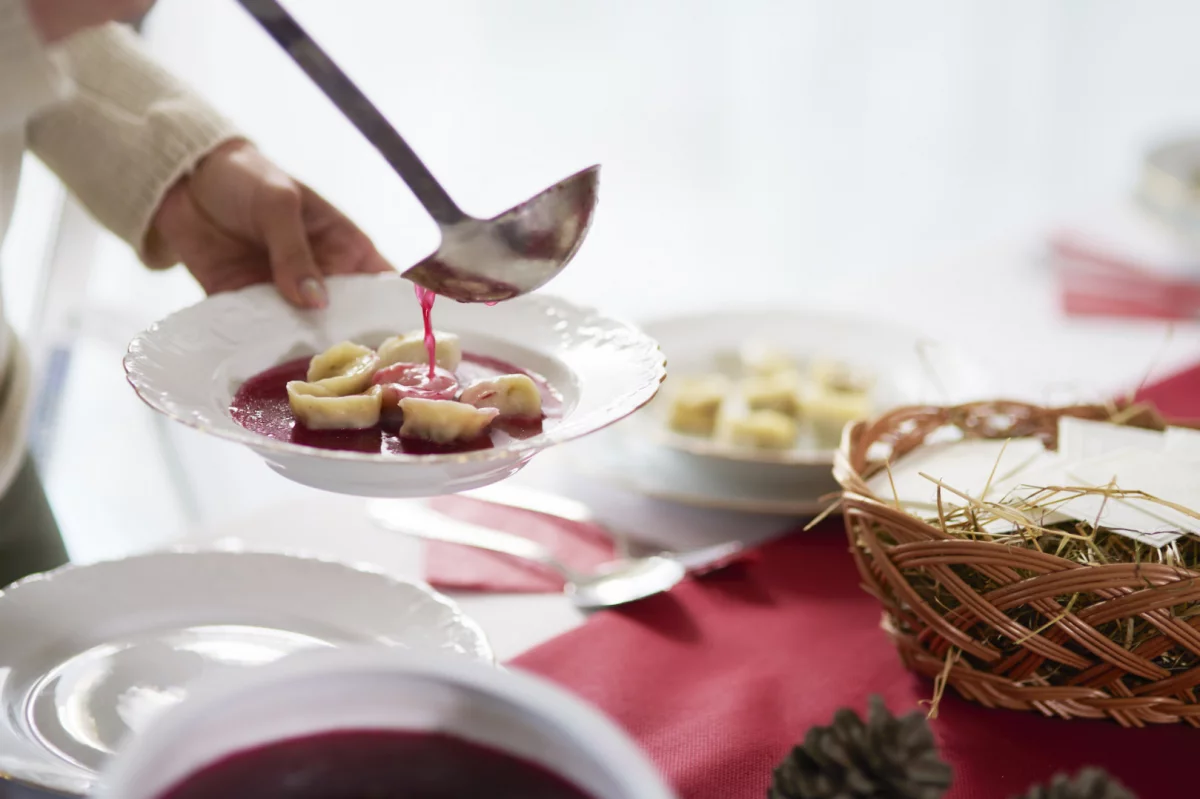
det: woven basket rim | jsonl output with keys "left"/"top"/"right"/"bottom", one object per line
{"left": 833, "top": 399, "right": 1200, "bottom": 727}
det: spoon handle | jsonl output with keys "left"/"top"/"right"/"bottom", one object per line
{"left": 235, "top": 0, "right": 466, "bottom": 225}
{"left": 367, "top": 501, "right": 570, "bottom": 577}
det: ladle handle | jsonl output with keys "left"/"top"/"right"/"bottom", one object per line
{"left": 236, "top": 0, "right": 466, "bottom": 226}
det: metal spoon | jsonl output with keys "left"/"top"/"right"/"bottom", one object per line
{"left": 367, "top": 501, "right": 742, "bottom": 609}
{"left": 236, "top": 0, "right": 599, "bottom": 303}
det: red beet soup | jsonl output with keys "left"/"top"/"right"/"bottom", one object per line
{"left": 231, "top": 351, "right": 562, "bottom": 455}
{"left": 153, "top": 729, "right": 597, "bottom": 799}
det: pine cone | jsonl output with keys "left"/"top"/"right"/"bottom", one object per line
{"left": 770, "top": 695, "right": 952, "bottom": 799}
{"left": 1011, "top": 768, "right": 1136, "bottom": 799}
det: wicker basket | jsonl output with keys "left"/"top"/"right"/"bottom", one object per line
{"left": 834, "top": 400, "right": 1200, "bottom": 727}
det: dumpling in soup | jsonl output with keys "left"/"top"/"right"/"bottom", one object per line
{"left": 306, "top": 342, "right": 380, "bottom": 396}
{"left": 377, "top": 331, "right": 462, "bottom": 371}
{"left": 287, "top": 382, "right": 382, "bottom": 430}
{"left": 398, "top": 397, "right": 499, "bottom": 444}
{"left": 459, "top": 374, "right": 543, "bottom": 419}
{"left": 372, "top": 362, "right": 459, "bottom": 400}
{"left": 373, "top": 363, "right": 461, "bottom": 428}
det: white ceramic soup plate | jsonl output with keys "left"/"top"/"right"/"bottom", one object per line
{"left": 0, "top": 550, "right": 493, "bottom": 797}
{"left": 637, "top": 308, "right": 993, "bottom": 468}
{"left": 125, "top": 274, "right": 665, "bottom": 497}
{"left": 94, "top": 647, "right": 676, "bottom": 799}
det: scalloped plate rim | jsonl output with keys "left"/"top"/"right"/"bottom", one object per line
{"left": 0, "top": 548, "right": 493, "bottom": 797}
{"left": 123, "top": 275, "right": 667, "bottom": 466}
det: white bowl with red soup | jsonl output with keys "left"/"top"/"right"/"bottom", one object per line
{"left": 125, "top": 274, "right": 666, "bottom": 497}
{"left": 94, "top": 647, "right": 676, "bottom": 799}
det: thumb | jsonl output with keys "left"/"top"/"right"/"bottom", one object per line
{"left": 253, "top": 180, "right": 327, "bottom": 309}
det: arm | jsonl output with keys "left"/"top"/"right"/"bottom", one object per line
{"left": 24, "top": 14, "right": 392, "bottom": 308}
{"left": 25, "top": 22, "right": 240, "bottom": 268}
{"left": 0, "top": 0, "right": 73, "bottom": 130}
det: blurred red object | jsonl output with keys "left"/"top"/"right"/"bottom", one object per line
{"left": 1052, "top": 231, "right": 1200, "bottom": 320}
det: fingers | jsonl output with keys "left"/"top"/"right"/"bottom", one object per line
{"left": 355, "top": 248, "right": 396, "bottom": 274}
{"left": 318, "top": 231, "right": 396, "bottom": 277}
{"left": 183, "top": 142, "right": 390, "bottom": 307}
{"left": 153, "top": 181, "right": 272, "bottom": 294}
{"left": 300, "top": 186, "right": 396, "bottom": 277}
{"left": 253, "top": 179, "right": 328, "bottom": 309}
{"left": 186, "top": 142, "right": 325, "bottom": 307}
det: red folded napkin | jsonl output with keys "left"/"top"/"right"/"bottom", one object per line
{"left": 422, "top": 495, "right": 617, "bottom": 592}
{"left": 1051, "top": 225, "right": 1200, "bottom": 320}
{"left": 507, "top": 367, "right": 1200, "bottom": 799}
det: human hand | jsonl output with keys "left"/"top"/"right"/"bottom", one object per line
{"left": 27, "top": 0, "right": 157, "bottom": 43}
{"left": 150, "top": 140, "right": 394, "bottom": 309}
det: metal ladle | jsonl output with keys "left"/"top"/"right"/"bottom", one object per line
{"left": 236, "top": 0, "right": 599, "bottom": 303}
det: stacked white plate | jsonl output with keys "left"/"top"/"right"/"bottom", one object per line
{"left": 567, "top": 309, "right": 993, "bottom": 515}
{"left": 0, "top": 550, "right": 492, "bottom": 796}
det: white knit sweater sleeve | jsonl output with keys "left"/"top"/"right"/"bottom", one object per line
{"left": 0, "top": 0, "right": 73, "bottom": 130}
{"left": 26, "top": 22, "right": 242, "bottom": 267}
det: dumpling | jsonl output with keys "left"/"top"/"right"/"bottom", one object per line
{"left": 719, "top": 409, "right": 798, "bottom": 450}
{"left": 377, "top": 331, "right": 462, "bottom": 371}
{"left": 373, "top": 363, "right": 460, "bottom": 427}
{"left": 806, "top": 388, "right": 872, "bottom": 449}
{"left": 287, "top": 382, "right": 382, "bottom": 430}
{"left": 739, "top": 342, "right": 796, "bottom": 378}
{"left": 372, "top": 362, "right": 460, "bottom": 401}
{"left": 742, "top": 373, "right": 802, "bottom": 418}
{"left": 306, "top": 342, "right": 380, "bottom": 396}
{"left": 398, "top": 398, "right": 498, "bottom": 444}
{"left": 666, "top": 375, "right": 728, "bottom": 437}
{"left": 809, "top": 360, "right": 873, "bottom": 394}
{"left": 459, "top": 374, "right": 543, "bottom": 419}
{"left": 805, "top": 361, "right": 873, "bottom": 448}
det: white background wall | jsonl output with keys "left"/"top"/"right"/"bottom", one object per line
{"left": 135, "top": 0, "right": 1200, "bottom": 316}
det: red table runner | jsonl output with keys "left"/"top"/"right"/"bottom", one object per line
{"left": 515, "top": 528, "right": 1198, "bottom": 799}
{"left": 1135, "top": 364, "right": 1200, "bottom": 428}
{"left": 512, "top": 361, "right": 1200, "bottom": 799}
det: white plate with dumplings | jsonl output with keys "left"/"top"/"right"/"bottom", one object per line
{"left": 124, "top": 274, "right": 665, "bottom": 497}
{"left": 606, "top": 309, "right": 993, "bottom": 512}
